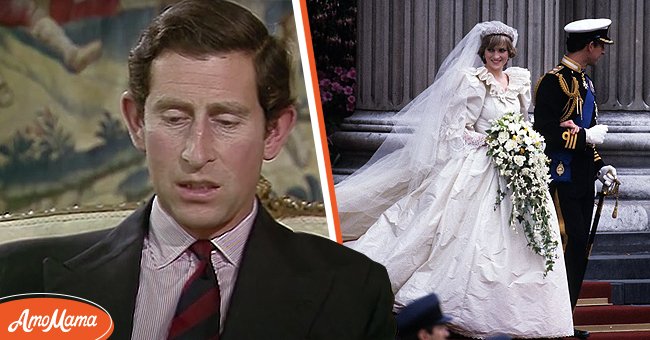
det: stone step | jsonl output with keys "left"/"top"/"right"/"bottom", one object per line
{"left": 591, "top": 232, "right": 650, "bottom": 255}
{"left": 335, "top": 110, "right": 650, "bottom": 145}
{"left": 598, "top": 112, "right": 650, "bottom": 168}
{"left": 332, "top": 151, "right": 372, "bottom": 172}
{"left": 331, "top": 110, "right": 404, "bottom": 161}
{"left": 332, "top": 174, "right": 348, "bottom": 185}
{"left": 585, "top": 254, "right": 650, "bottom": 280}
{"left": 332, "top": 140, "right": 650, "bottom": 193}
{"left": 338, "top": 110, "right": 397, "bottom": 128}
{"left": 330, "top": 130, "right": 393, "bottom": 153}
{"left": 592, "top": 200, "right": 649, "bottom": 233}
{"left": 333, "top": 160, "right": 650, "bottom": 229}
{"left": 609, "top": 279, "right": 650, "bottom": 305}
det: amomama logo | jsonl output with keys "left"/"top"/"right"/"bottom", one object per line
{"left": 0, "top": 293, "right": 113, "bottom": 339}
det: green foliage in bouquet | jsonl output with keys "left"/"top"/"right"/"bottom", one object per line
{"left": 485, "top": 112, "right": 558, "bottom": 274}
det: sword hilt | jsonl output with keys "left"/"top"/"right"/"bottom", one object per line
{"left": 603, "top": 178, "right": 620, "bottom": 218}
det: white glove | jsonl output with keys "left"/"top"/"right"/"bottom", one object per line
{"left": 598, "top": 165, "right": 617, "bottom": 186}
{"left": 585, "top": 124, "right": 608, "bottom": 144}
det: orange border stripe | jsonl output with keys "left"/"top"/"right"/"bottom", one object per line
{"left": 298, "top": 0, "right": 342, "bottom": 243}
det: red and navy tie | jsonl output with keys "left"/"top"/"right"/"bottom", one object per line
{"left": 168, "top": 240, "right": 220, "bottom": 340}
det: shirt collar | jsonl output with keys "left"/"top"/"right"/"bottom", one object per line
{"left": 214, "top": 200, "right": 256, "bottom": 266}
{"left": 561, "top": 55, "right": 583, "bottom": 72}
{"left": 147, "top": 196, "right": 257, "bottom": 269}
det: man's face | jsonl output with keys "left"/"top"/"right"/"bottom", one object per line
{"left": 121, "top": 51, "right": 294, "bottom": 238}
{"left": 587, "top": 41, "right": 606, "bottom": 66}
{"left": 418, "top": 325, "right": 449, "bottom": 340}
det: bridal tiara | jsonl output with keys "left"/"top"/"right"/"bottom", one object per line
{"left": 480, "top": 22, "right": 517, "bottom": 42}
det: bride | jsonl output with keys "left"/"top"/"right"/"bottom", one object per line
{"left": 336, "top": 21, "right": 574, "bottom": 338}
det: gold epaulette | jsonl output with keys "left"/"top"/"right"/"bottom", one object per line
{"left": 550, "top": 65, "right": 564, "bottom": 74}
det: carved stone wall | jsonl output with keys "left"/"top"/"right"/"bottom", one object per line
{"left": 356, "top": 0, "right": 562, "bottom": 111}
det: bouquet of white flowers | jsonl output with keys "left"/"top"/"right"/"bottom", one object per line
{"left": 485, "top": 112, "right": 558, "bottom": 274}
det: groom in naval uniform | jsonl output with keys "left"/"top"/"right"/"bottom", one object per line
{"left": 533, "top": 18, "right": 618, "bottom": 339}
{"left": 0, "top": 1, "right": 396, "bottom": 339}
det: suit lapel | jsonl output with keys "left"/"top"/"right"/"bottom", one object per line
{"left": 43, "top": 201, "right": 152, "bottom": 340}
{"left": 221, "top": 207, "right": 333, "bottom": 339}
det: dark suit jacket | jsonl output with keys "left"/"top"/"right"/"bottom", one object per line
{"left": 0, "top": 200, "right": 396, "bottom": 339}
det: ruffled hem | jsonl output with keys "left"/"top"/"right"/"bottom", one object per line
{"left": 466, "top": 66, "right": 530, "bottom": 104}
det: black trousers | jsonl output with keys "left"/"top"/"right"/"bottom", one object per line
{"left": 550, "top": 182, "right": 595, "bottom": 310}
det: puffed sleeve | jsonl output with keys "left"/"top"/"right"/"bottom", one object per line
{"left": 506, "top": 66, "right": 532, "bottom": 117}
{"left": 453, "top": 68, "right": 488, "bottom": 149}
{"left": 435, "top": 67, "right": 488, "bottom": 159}
{"left": 461, "top": 67, "right": 489, "bottom": 130}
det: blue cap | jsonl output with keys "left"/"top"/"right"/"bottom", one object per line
{"left": 396, "top": 293, "right": 452, "bottom": 335}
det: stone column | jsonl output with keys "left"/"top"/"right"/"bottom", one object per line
{"left": 356, "top": 0, "right": 561, "bottom": 111}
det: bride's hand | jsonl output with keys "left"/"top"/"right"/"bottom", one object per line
{"left": 560, "top": 120, "right": 580, "bottom": 134}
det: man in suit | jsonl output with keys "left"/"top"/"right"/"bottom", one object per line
{"left": 533, "top": 18, "right": 618, "bottom": 339}
{"left": 0, "top": 1, "right": 396, "bottom": 339}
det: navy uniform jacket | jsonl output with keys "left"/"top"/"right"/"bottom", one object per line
{"left": 533, "top": 55, "right": 605, "bottom": 193}
{"left": 0, "top": 199, "right": 396, "bottom": 339}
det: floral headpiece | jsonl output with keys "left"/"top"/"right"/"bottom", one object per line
{"left": 480, "top": 21, "right": 518, "bottom": 45}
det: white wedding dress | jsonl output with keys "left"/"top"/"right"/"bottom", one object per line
{"left": 342, "top": 66, "right": 574, "bottom": 338}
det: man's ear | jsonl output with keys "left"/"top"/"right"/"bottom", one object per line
{"left": 263, "top": 106, "right": 297, "bottom": 161}
{"left": 587, "top": 41, "right": 599, "bottom": 52}
{"left": 417, "top": 328, "right": 434, "bottom": 340}
{"left": 120, "top": 91, "right": 146, "bottom": 152}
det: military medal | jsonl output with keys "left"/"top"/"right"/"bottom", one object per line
{"left": 557, "top": 161, "right": 565, "bottom": 176}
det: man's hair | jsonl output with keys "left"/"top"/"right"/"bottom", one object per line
{"left": 396, "top": 326, "right": 434, "bottom": 340}
{"left": 567, "top": 37, "right": 604, "bottom": 53}
{"left": 478, "top": 34, "right": 517, "bottom": 64}
{"left": 127, "top": 0, "right": 294, "bottom": 122}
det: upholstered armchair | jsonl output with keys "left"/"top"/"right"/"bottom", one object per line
{"left": 0, "top": 177, "right": 329, "bottom": 245}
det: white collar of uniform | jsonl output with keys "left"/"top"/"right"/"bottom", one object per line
{"left": 561, "top": 55, "right": 582, "bottom": 72}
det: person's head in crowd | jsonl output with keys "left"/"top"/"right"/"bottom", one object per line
{"left": 396, "top": 293, "right": 452, "bottom": 340}
{"left": 120, "top": 0, "right": 297, "bottom": 239}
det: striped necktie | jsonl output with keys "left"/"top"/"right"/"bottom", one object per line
{"left": 168, "top": 240, "right": 220, "bottom": 340}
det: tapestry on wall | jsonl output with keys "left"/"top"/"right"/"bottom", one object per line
{"left": 0, "top": 0, "right": 320, "bottom": 214}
